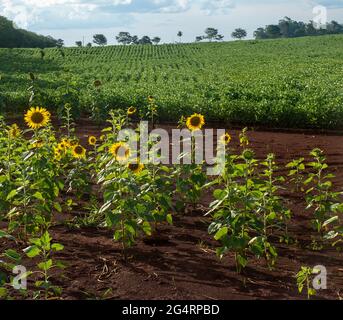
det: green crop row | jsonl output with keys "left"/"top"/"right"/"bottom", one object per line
{"left": 1, "top": 35, "right": 343, "bottom": 129}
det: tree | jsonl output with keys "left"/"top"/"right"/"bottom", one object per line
{"left": 327, "top": 20, "right": 343, "bottom": 34}
{"left": 252, "top": 17, "right": 342, "bottom": 40}
{"left": 138, "top": 36, "right": 152, "bottom": 45}
{"left": 231, "top": 28, "right": 247, "bottom": 40}
{"left": 204, "top": 28, "right": 222, "bottom": 42}
{"left": 86, "top": 42, "right": 92, "bottom": 48}
{"left": 0, "top": 15, "right": 59, "bottom": 48}
{"left": 152, "top": 37, "right": 161, "bottom": 45}
{"left": 131, "top": 35, "right": 139, "bottom": 45}
{"left": 177, "top": 31, "right": 183, "bottom": 43}
{"left": 75, "top": 41, "right": 82, "bottom": 47}
{"left": 195, "top": 36, "right": 204, "bottom": 42}
{"left": 93, "top": 34, "right": 107, "bottom": 46}
{"left": 116, "top": 32, "right": 132, "bottom": 45}
{"left": 56, "top": 39, "right": 64, "bottom": 48}
{"left": 265, "top": 25, "right": 281, "bottom": 38}
{"left": 254, "top": 27, "right": 267, "bottom": 39}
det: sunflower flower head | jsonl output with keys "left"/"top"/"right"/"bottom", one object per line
{"left": 60, "top": 138, "right": 71, "bottom": 151}
{"left": 110, "top": 142, "right": 131, "bottom": 162}
{"left": 54, "top": 151, "right": 62, "bottom": 162}
{"left": 32, "top": 139, "right": 44, "bottom": 149}
{"left": 88, "top": 136, "right": 97, "bottom": 146}
{"left": 127, "top": 160, "right": 144, "bottom": 174}
{"left": 242, "top": 149, "right": 255, "bottom": 161}
{"left": 186, "top": 113, "right": 205, "bottom": 131}
{"left": 9, "top": 123, "right": 21, "bottom": 138}
{"left": 72, "top": 144, "right": 86, "bottom": 159}
{"left": 220, "top": 133, "right": 232, "bottom": 145}
{"left": 24, "top": 107, "right": 51, "bottom": 130}
{"left": 127, "top": 106, "right": 137, "bottom": 116}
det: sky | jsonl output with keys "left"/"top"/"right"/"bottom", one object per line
{"left": 1, "top": 0, "right": 343, "bottom": 45}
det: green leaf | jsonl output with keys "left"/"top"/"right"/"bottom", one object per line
{"left": 53, "top": 202, "right": 62, "bottom": 213}
{"left": 214, "top": 227, "right": 228, "bottom": 241}
{"left": 33, "top": 192, "right": 44, "bottom": 201}
{"left": 0, "top": 230, "right": 15, "bottom": 240}
{"left": 142, "top": 222, "right": 152, "bottom": 236}
{"left": 213, "top": 189, "right": 225, "bottom": 200}
{"left": 0, "top": 175, "right": 7, "bottom": 184}
{"left": 41, "top": 231, "right": 52, "bottom": 246}
{"left": 24, "top": 245, "right": 41, "bottom": 258}
{"left": 236, "top": 254, "right": 248, "bottom": 268}
{"left": 4, "top": 249, "right": 21, "bottom": 262}
{"left": 166, "top": 214, "right": 173, "bottom": 225}
{"left": 51, "top": 243, "right": 64, "bottom": 251}
{"left": 6, "top": 189, "right": 17, "bottom": 201}
{"left": 0, "top": 287, "right": 7, "bottom": 298}
{"left": 38, "top": 259, "right": 52, "bottom": 271}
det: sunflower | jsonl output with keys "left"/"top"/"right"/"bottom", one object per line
{"left": 54, "top": 151, "right": 62, "bottom": 162}
{"left": 72, "top": 144, "right": 86, "bottom": 159}
{"left": 59, "top": 138, "right": 71, "bottom": 151}
{"left": 9, "top": 123, "right": 21, "bottom": 138}
{"left": 148, "top": 95, "right": 154, "bottom": 103}
{"left": 186, "top": 113, "right": 205, "bottom": 131}
{"left": 32, "top": 139, "right": 44, "bottom": 149}
{"left": 242, "top": 149, "right": 255, "bottom": 161}
{"left": 24, "top": 107, "right": 51, "bottom": 130}
{"left": 220, "top": 133, "right": 232, "bottom": 145}
{"left": 127, "top": 106, "right": 137, "bottom": 116}
{"left": 110, "top": 142, "right": 130, "bottom": 162}
{"left": 88, "top": 136, "right": 97, "bottom": 146}
{"left": 56, "top": 143, "right": 65, "bottom": 152}
{"left": 127, "top": 160, "right": 144, "bottom": 174}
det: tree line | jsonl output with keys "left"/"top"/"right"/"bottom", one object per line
{"left": 2, "top": 14, "right": 343, "bottom": 49}
{"left": 79, "top": 17, "right": 343, "bottom": 47}
{"left": 0, "top": 16, "right": 62, "bottom": 48}
{"left": 254, "top": 17, "right": 343, "bottom": 39}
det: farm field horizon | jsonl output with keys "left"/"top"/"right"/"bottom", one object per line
{"left": 1, "top": 35, "right": 343, "bottom": 129}
{"left": 1, "top": 30, "right": 343, "bottom": 302}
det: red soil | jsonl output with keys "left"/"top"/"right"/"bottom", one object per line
{"left": 1, "top": 120, "right": 343, "bottom": 300}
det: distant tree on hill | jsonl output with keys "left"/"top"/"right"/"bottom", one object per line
{"left": 116, "top": 32, "right": 133, "bottom": 45}
{"left": 0, "top": 15, "right": 59, "bottom": 48}
{"left": 131, "top": 35, "right": 139, "bottom": 44}
{"left": 93, "top": 34, "right": 107, "bottom": 46}
{"left": 204, "top": 28, "right": 223, "bottom": 42}
{"left": 253, "top": 17, "right": 343, "bottom": 40}
{"left": 327, "top": 20, "right": 343, "bottom": 34}
{"left": 231, "top": 28, "right": 247, "bottom": 40}
{"left": 152, "top": 37, "right": 161, "bottom": 45}
{"left": 138, "top": 36, "right": 152, "bottom": 45}
{"left": 75, "top": 41, "right": 82, "bottom": 47}
{"left": 215, "top": 34, "right": 224, "bottom": 41}
{"left": 56, "top": 39, "right": 64, "bottom": 48}
{"left": 265, "top": 25, "right": 281, "bottom": 38}
{"left": 86, "top": 42, "right": 92, "bottom": 47}
{"left": 195, "top": 36, "right": 204, "bottom": 42}
{"left": 254, "top": 27, "right": 267, "bottom": 39}
{"left": 177, "top": 31, "right": 183, "bottom": 43}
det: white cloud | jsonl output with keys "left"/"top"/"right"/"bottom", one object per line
{"left": 0, "top": 0, "right": 238, "bottom": 29}
{"left": 1, "top": 0, "right": 343, "bottom": 46}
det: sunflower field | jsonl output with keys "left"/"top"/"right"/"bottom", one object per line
{"left": 1, "top": 35, "right": 343, "bottom": 129}
{"left": 0, "top": 100, "right": 342, "bottom": 300}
